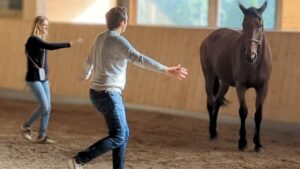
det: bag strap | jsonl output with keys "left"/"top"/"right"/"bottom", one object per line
{"left": 25, "top": 49, "right": 45, "bottom": 69}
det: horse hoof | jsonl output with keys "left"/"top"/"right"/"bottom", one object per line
{"left": 209, "top": 133, "right": 218, "bottom": 141}
{"left": 239, "top": 145, "right": 247, "bottom": 151}
{"left": 210, "top": 136, "right": 218, "bottom": 141}
{"left": 238, "top": 140, "right": 247, "bottom": 151}
{"left": 254, "top": 144, "right": 263, "bottom": 152}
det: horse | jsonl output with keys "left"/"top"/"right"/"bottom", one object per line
{"left": 200, "top": 1, "right": 272, "bottom": 152}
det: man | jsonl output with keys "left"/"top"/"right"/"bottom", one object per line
{"left": 67, "top": 7, "right": 188, "bottom": 169}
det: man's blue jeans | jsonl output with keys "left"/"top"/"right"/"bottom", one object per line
{"left": 24, "top": 81, "right": 51, "bottom": 137}
{"left": 76, "top": 89, "right": 129, "bottom": 169}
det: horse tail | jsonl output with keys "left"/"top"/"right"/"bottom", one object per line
{"left": 213, "top": 77, "right": 228, "bottom": 106}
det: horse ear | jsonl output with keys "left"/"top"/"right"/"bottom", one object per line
{"left": 258, "top": 1, "right": 268, "bottom": 13}
{"left": 239, "top": 3, "right": 247, "bottom": 15}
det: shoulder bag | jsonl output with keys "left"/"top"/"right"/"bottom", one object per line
{"left": 25, "top": 50, "right": 46, "bottom": 81}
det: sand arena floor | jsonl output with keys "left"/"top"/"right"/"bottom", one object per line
{"left": 0, "top": 97, "right": 299, "bottom": 169}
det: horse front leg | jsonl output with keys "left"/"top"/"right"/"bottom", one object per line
{"left": 254, "top": 84, "right": 268, "bottom": 152}
{"left": 236, "top": 86, "right": 248, "bottom": 151}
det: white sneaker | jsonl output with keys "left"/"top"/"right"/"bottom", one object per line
{"left": 20, "top": 125, "right": 32, "bottom": 141}
{"left": 67, "top": 158, "right": 83, "bottom": 169}
{"left": 36, "top": 135, "right": 57, "bottom": 144}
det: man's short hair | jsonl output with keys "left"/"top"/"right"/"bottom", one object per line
{"left": 105, "top": 7, "right": 127, "bottom": 30}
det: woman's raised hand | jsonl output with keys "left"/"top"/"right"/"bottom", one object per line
{"left": 70, "top": 38, "right": 83, "bottom": 46}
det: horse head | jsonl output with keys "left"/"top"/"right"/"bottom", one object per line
{"left": 239, "top": 1, "right": 267, "bottom": 64}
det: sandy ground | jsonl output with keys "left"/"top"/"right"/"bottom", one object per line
{"left": 0, "top": 97, "right": 299, "bottom": 169}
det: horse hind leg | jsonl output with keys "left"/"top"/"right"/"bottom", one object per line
{"left": 253, "top": 85, "right": 268, "bottom": 152}
{"left": 200, "top": 48, "right": 218, "bottom": 140}
{"left": 204, "top": 75, "right": 229, "bottom": 140}
{"left": 204, "top": 75, "right": 218, "bottom": 139}
{"left": 201, "top": 62, "right": 218, "bottom": 140}
{"left": 210, "top": 81, "right": 230, "bottom": 140}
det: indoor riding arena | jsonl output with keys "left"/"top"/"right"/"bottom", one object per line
{"left": 0, "top": 0, "right": 299, "bottom": 169}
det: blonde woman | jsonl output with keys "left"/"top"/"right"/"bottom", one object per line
{"left": 20, "top": 16, "right": 81, "bottom": 144}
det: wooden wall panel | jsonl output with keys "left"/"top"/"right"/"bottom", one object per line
{"left": 0, "top": 20, "right": 30, "bottom": 91}
{"left": 46, "top": 0, "right": 117, "bottom": 23}
{"left": 0, "top": 20, "right": 300, "bottom": 123}
{"left": 281, "top": 0, "right": 300, "bottom": 30}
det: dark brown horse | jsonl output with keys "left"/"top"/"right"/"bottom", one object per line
{"left": 200, "top": 1, "right": 271, "bottom": 152}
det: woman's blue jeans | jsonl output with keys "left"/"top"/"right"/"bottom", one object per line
{"left": 76, "top": 89, "right": 129, "bottom": 169}
{"left": 24, "top": 81, "right": 51, "bottom": 137}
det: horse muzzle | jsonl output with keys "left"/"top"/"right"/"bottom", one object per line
{"left": 249, "top": 53, "right": 257, "bottom": 64}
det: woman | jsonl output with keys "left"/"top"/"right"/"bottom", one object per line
{"left": 20, "top": 16, "right": 81, "bottom": 144}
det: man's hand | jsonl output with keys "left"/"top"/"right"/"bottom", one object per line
{"left": 166, "top": 64, "right": 188, "bottom": 80}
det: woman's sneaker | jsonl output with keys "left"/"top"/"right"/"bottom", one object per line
{"left": 36, "top": 135, "right": 57, "bottom": 144}
{"left": 20, "top": 125, "right": 32, "bottom": 141}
